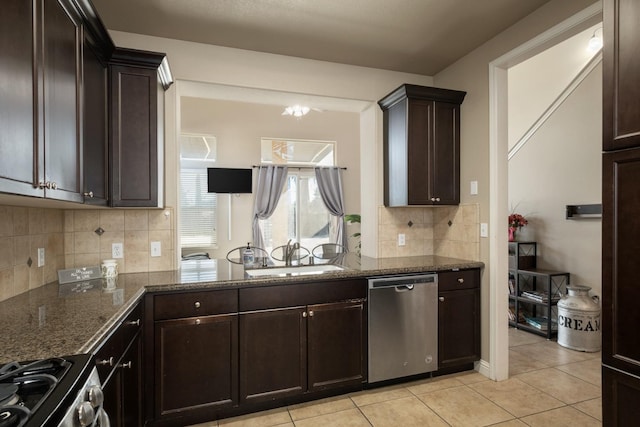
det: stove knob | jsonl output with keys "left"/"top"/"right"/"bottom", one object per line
{"left": 77, "top": 401, "right": 96, "bottom": 427}
{"left": 88, "top": 385, "right": 104, "bottom": 407}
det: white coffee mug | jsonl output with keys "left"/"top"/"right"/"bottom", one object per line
{"left": 101, "top": 259, "right": 118, "bottom": 278}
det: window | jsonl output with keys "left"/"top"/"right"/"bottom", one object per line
{"left": 259, "top": 138, "right": 335, "bottom": 252}
{"left": 179, "top": 135, "right": 217, "bottom": 250}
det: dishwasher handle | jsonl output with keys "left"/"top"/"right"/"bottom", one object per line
{"left": 395, "top": 284, "right": 414, "bottom": 292}
{"left": 368, "top": 274, "right": 437, "bottom": 289}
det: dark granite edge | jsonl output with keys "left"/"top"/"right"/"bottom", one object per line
{"left": 77, "top": 287, "right": 146, "bottom": 354}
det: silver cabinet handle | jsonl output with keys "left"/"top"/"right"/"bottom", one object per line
{"left": 83, "top": 191, "right": 94, "bottom": 198}
{"left": 125, "top": 319, "right": 140, "bottom": 326}
{"left": 438, "top": 296, "right": 445, "bottom": 302}
{"left": 97, "top": 356, "right": 114, "bottom": 367}
{"left": 194, "top": 301, "right": 201, "bottom": 309}
{"left": 195, "top": 318, "right": 201, "bottom": 325}
{"left": 458, "top": 278, "right": 465, "bottom": 284}
{"left": 302, "top": 312, "right": 307, "bottom": 318}
{"left": 309, "top": 310, "right": 314, "bottom": 317}
{"left": 119, "top": 361, "right": 132, "bottom": 369}
{"left": 51, "top": 182, "right": 58, "bottom": 190}
{"left": 38, "top": 181, "right": 46, "bottom": 189}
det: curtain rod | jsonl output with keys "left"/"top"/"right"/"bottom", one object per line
{"left": 252, "top": 165, "right": 347, "bottom": 170}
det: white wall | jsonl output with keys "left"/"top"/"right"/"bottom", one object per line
{"left": 180, "top": 97, "right": 360, "bottom": 258}
{"left": 509, "top": 63, "right": 602, "bottom": 296}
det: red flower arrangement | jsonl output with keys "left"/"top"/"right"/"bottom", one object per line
{"left": 508, "top": 213, "right": 528, "bottom": 229}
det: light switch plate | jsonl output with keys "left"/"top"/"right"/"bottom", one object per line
{"left": 151, "top": 241, "right": 161, "bottom": 257}
{"left": 480, "top": 223, "right": 488, "bottom": 238}
{"left": 470, "top": 180, "right": 478, "bottom": 195}
{"left": 398, "top": 233, "right": 406, "bottom": 246}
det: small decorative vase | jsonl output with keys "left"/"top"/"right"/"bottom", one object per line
{"left": 508, "top": 227, "right": 517, "bottom": 242}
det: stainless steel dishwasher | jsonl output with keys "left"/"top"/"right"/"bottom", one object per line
{"left": 368, "top": 274, "right": 438, "bottom": 383}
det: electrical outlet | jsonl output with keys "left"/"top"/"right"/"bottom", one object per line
{"left": 37, "top": 248, "right": 45, "bottom": 267}
{"left": 151, "top": 241, "right": 161, "bottom": 257}
{"left": 112, "top": 243, "right": 124, "bottom": 259}
{"left": 398, "top": 233, "right": 406, "bottom": 246}
{"left": 480, "top": 223, "right": 489, "bottom": 238}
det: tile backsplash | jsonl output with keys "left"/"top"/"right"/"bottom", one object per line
{"left": 0, "top": 206, "right": 65, "bottom": 302}
{"left": 64, "top": 208, "right": 175, "bottom": 276}
{"left": 378, "top": 204, "right": 479, "bottom": 260}
{"left": 0, "top": 205, "right": 176, "bottom": 302}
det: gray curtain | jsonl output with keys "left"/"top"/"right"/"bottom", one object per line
{"left": 252, "top": 165, "right": 288, "bottom": 249}
{"left": 314, "top": 167, "right": 347, "bottom": 249}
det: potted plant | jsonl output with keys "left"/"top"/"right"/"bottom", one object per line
{"left": 345, "top": 214, "right": 361, "bottom": 255}
{"left": 508, "top": 213, "right": 528, "bottom": 242}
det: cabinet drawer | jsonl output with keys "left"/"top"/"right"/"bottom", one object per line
{"left": 438, "top": 269, "right": 479, "bottom": 292}
{"left": 239, "top": 279, "right": 366, "bottom": 312}
{"left": 154, "top": 289, "right": 238, "bottom": 320}
{"left": 94, "top": 301, "right": 143, "bottom": 381}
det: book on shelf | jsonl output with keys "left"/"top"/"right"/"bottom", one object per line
{"left": 522, "top": 315, "right": 558, "bottom": 331}
{"left": 508, "top": 276, "right": 516, "bottom": 295}
{"left": 521, "top": 290, "right": 560, "bottom": 303}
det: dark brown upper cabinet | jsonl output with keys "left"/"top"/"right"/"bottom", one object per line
{"left": 379, "top": 84, "right": 466, "bottom": 206}
{"left": 108, "top": 48, "right": 173, "bottom": 207}
{"left": 0, "top": 0, "right": 114, "bottom": 203}
{"left": 603, "top": 0, "right": 640, "bottom": 151}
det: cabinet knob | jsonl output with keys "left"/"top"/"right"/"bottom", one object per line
{"left": 439, "top": 296, "right": 445, "bottom": 302}
{"left": 125, "top": 319, "right": 140, "bottom": 327}
{"left": 119, "top": 361, "right": 132, "bottom": 369}
{"left": 38, "top": 181, "right": 46, "bottom": 189}
{"left": 309, "top": 310, "right": 314, "bottom": 317}
{"left": 83, "top": 191, "right": 94, "bottom": 198}
{"left": 195, "top": 318, "right": 201, "bottom": 325}
{"left": 194, "top": 301, "right": 201, "bottom": 309}
{"left": 51, "top": 182, "right": 58, "bottom": 190}
{"left": 458, "top": 278, "right": 465, "bottom": 284}
{"left": 97, "top": 356, "right": 114, "bottom": 367}
{"left": 302, "top": 311, "right": 307, "bottom": 318}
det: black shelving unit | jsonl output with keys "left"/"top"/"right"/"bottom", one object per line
{"left": 508, "top": 242, "right": 569, "bottom": 339}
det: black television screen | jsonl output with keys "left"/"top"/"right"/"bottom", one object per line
{"left": 207, "top": 168, "right": 253, "bottom": 193}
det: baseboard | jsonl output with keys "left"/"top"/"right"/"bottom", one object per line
{"left": 475, "top": 358, "right": 492, "bottom": 379}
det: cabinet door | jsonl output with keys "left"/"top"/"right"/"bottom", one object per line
{"left": 154, "top": 314, "right": 238, "bottom": 416}
{"left": 109, "top": 64, "right": 158, "bottom": 207}
{"left": 240, "top": 308, "right": 306, "bottom": 403}
{"left": 121, "top": 332, "right": 143, "bottom": 427}
{"left": 102, "top": 332, "right": 143, "bottom": 427}
{"left": 307, "top": 300, "right": 366, "bottom": 391}
{"left": 603, "top": 148, "right": 640, "bottom": 376}
{"left": 430, "top": 101, "right": 460, "bottom": 204}
{"left": 603, "top": 365, "right": 640, "bottom": 425}
{"left": 603, "top": 0, "right": 640, "bottom": 151}
{"left": 82, "top": 34, "right": 108, "bottom": 204}
{"left": 438, "top": 288, "right": 480, "bottom": 368}
{"left": 407, "top": 100, "right": 432, "bottom": 204}
{"left": 42, "top": 0, "right": 82, "bottom": 202}
{"left": 0, "top": 0, "right": 41, "bottom": 197}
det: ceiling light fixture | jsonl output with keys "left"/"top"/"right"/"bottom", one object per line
{"left": 587, "top": 28, "right": 603, "bottom": 53}
{"left": 282, "top": 105, "right": 310, "bottom": 117}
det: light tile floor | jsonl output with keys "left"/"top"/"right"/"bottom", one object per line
{"left": 191, "top": 328, "right": 601, "bottom": 426}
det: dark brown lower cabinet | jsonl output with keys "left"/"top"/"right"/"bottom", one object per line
{"left": 438, "top": 269, "right": 480, "bottom": 369}
{"left": 239, "top": 308, "right": 306, "bottom": 403}
{"left": 602, "top": 366, "right": 640, "bottom": 425}
{"left": 154, "top": 314, "right": 238, "bottom": 416}
{"left": 307, "top": 301, "right": 366, "bottom": 391}
{"left": 102, "top": 331, "right": 143, "bottom": 427}
{"left": 240, "top": 300, "right": 366, "bottom": 403}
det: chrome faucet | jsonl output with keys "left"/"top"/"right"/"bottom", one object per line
{"left": 284, "top": 239, "right": 300, "bottom": 266}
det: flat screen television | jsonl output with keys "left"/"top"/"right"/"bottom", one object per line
{"left": 207, "top": 168, "right": 253, "bottom": 193}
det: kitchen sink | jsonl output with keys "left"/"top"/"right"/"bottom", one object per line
{"left": 245, "top": 264, "right": 347, "bottom": 278}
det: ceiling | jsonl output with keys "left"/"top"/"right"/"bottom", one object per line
{"left": 91, "top": 0, "right": 551, "bottom": 76}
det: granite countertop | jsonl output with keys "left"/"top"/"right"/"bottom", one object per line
{"left": 0, "top": 254, "right": 483, "bottom": 364}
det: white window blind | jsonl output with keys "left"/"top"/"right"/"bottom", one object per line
{"left": 180, "top": 168, "right": 217, "bottom": 248}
